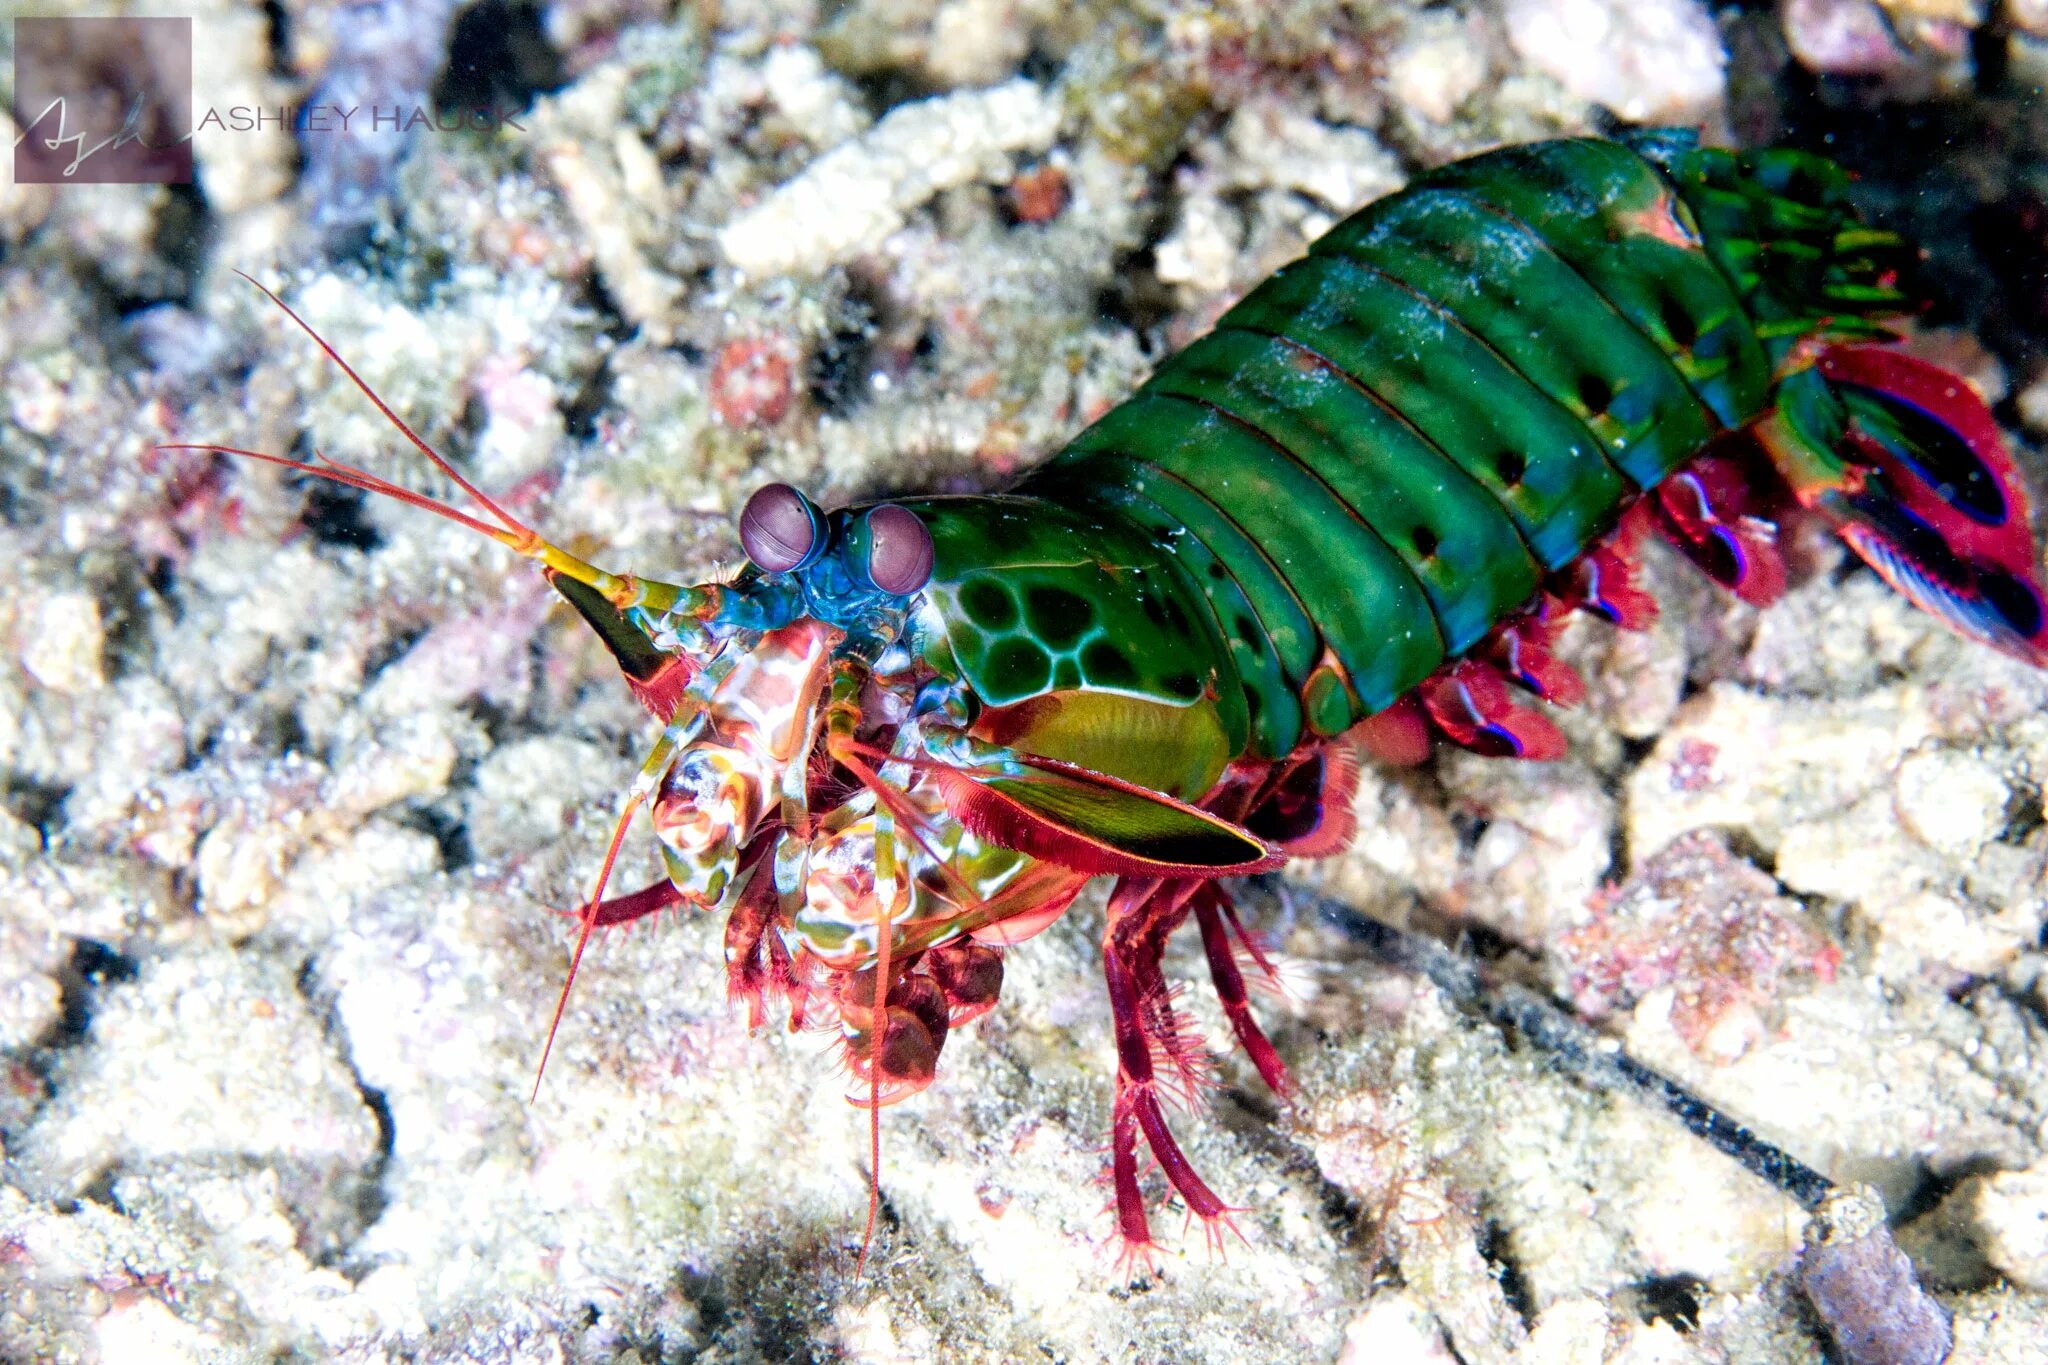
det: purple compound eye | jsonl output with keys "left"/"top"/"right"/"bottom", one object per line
{"left": 856, "top": 503, "right": 934, "bottom": 596}
{"left": 737, "top": 483, "right": 826, "bottom": 574}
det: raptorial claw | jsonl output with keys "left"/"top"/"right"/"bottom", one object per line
{"left": 927, "top": 940, "right": 1005, "bottom": 1025}
{"left": 927, "top": 750, "right": 1282, "bottom": 878}
{"left": 556, "top": 877, "right": 685, "bottom": 930}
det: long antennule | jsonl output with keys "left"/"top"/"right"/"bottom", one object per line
{"left": 157, "top": 272, "right": 682, "bottom": 615}
{"left": 174, "top": 443, "right": 534, "bottom": 548}
{"left": 231, "top": 270, "right": 534, "bottom": 539}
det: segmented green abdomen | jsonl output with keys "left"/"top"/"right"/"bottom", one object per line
{"left": 1032, "top": 137, "right": 1776, "bottom": 758}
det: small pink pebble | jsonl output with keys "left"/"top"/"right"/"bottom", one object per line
{"left": 710, "top": 338, "right": 794, "bottom": 427}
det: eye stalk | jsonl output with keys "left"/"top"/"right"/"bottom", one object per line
{"left": 738, "top": 483, "right": 827, "bottom": 574}
{"left": 850, "top": 503, "right": 935, "bottom": 596}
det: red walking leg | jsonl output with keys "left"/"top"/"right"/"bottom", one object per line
{"left": 1193, "top": 885, "right": 1288, "bottom": 1095}
{"left": 1101, "top": 882, "right": 1241, "bottom": 1262}
{"left": 572, "top": 877, "right": 685, "bottom": 928}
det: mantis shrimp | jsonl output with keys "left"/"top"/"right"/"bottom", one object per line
{"left": 170, "top": 130, "right": 2048, "bottom": 1267}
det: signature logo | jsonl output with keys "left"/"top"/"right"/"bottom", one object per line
{"left": 12, "top": 17, "right": 193, "bottom": 186}
{"left": 10, "top": 17, "right": 529, "bottom": 188}
{"left": 14, "top": 90, "right": 188, "bottom": 181}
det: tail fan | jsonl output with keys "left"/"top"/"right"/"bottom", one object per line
{"left": 1763, "top": 345, "right": 2048, "bottom": 665}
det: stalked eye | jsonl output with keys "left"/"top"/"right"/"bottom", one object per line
{"left": 737, "top": 483, "right": 826, "bottom": 574}
{"left": 851, "top": 503, "right": 934, "bottom": 596}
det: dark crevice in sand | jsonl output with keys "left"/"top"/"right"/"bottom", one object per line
{"left": 1475, "top": 1219, "right": 1534, "bottom": 1327}
{"left": 1631, "top": 1272, "right": 1706, "bottom": 1332}
{"left": 1, "top": 779, "right": 70, "bottom": 842}
{"left": 292, "top": 954, "right": 396, "bottom": 1273}
{"left": 50, "top": 939, "right": 140, "bottom": 1049}
{"left": 301, "top": 480, "right": 385, "bottom": 553}
{"left": 434, "top": 0, "right": 569, "bottom": 119}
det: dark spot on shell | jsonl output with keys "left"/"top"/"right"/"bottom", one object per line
{"left": 1576, "top": 373, "right": 1613, "bottom": 418}
{"left": 1412, "top": 525, "right": 1439, "bottom": 559}
{"left": 1081, "top": 640, "right": 1137, "bottom": 688}
{"left": 984, "top": 514, "right": 1033, "bottom": 554}
{"left": 986, "top": 636, "right": 1051, "bottom": 697}
{"left": 1160, "top": 594, "right": 1193, "bottom": 634}
{"left": 1660, "top": 294, "right": 1699, "bottom": 350}
{"left": 1496, "top": 451, "right": 1527, "bottom": 488}
{"left": 1025, "top": 583, "right": 1092, "bottom": 649}
{"left": 960, "top": 577, "right": 1017, "bottom": 630}
{"left": 1162, "top": 670, "right": 1201, "bottom": 700}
